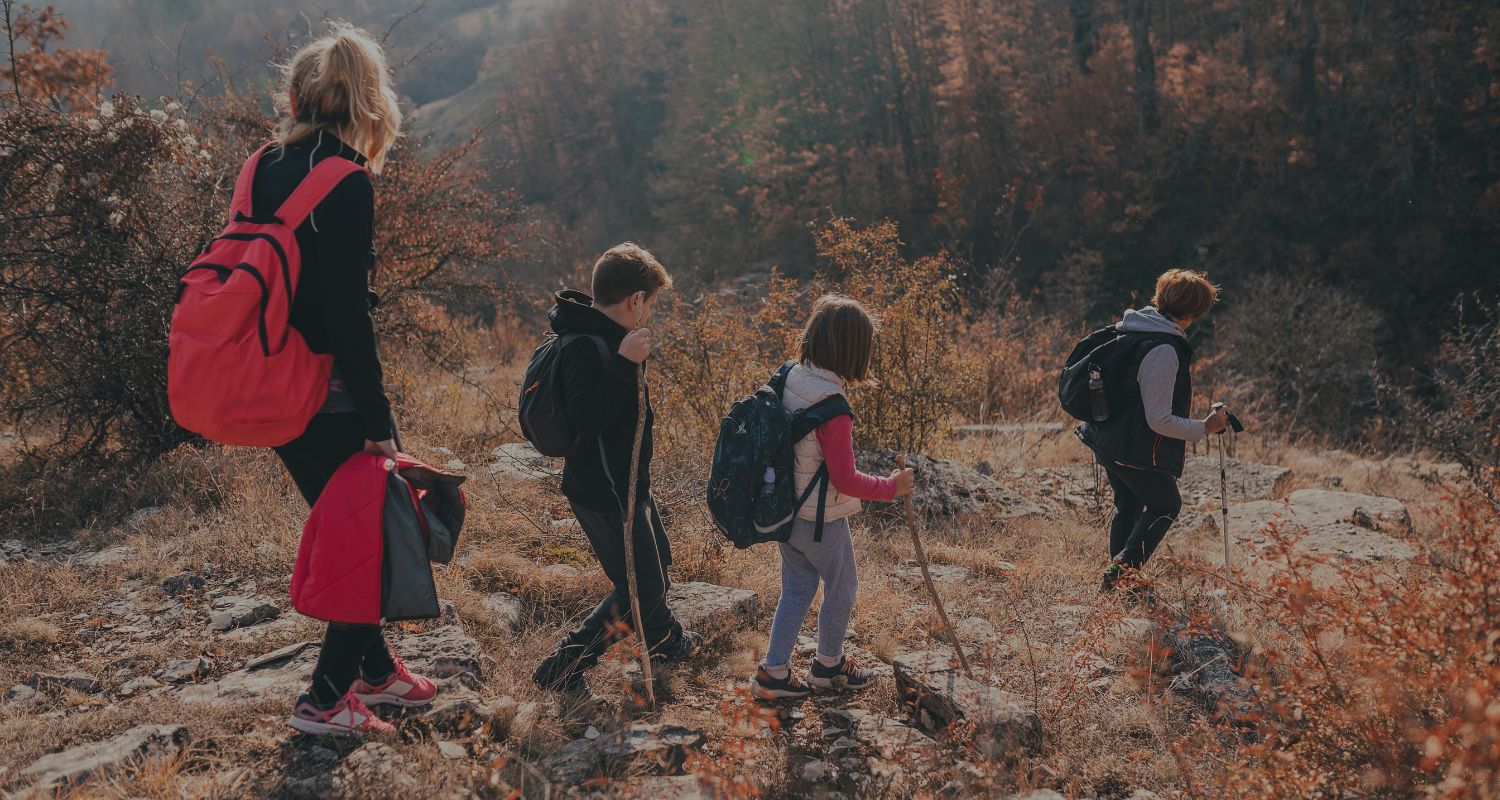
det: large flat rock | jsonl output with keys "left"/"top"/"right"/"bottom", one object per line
{"left": 541, "top": 723, "right": 706, "bottom": 786}
{"left": 1229, "top": 489, "right": 1415, "bottom": 562}
{"left": 667, "top": 581, "right": 758, "bottom": 637}
{"left": 892, "top": 651, "right": 1040, "bottom": 760}
{"left": 24, "top": 724, "right": 187, "bottom": 789}
{"left": 857, "top": 450, "right": 1042, "bottom": 518}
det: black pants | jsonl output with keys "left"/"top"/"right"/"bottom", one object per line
{"left": 274, "top": 412, "right": 396, "bottom": 706}
{"left": 536, "top": 497, "right": 682, "bottom": 682}
{"left": 1102, "top": 460, "right": 1183, "bottom": 569}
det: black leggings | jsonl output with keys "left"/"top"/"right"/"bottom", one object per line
{"left": 275, "top": 412, "right": 396, "bottom": 706}
{"left": 1102, "top": 460, "right": 1183, "bottom": 569}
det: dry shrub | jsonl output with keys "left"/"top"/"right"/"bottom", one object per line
{"left": 1182, "top": 494, "right": 1500, "bottom": 798}
{"left": 654, "top": 217, "right": 978, "bottom": 457}
{"left": 1404, "top": 298, "right": 1500, "bottom": 494}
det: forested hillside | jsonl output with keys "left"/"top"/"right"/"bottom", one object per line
{"left": 74, "top": 0, "right": 1500, "bottom": 369}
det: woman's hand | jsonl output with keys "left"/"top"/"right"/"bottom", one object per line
{"left": 892, "top": 455, "right": 917, "bottom": 497}
{"left": 1204, "top": 407, "right": 1230, "bottom": 435}
{"left": 364, "top": 438, "right": 397, "bottom": 460}
{"left": 619, "top": 328, "right": 652, "bottom": 364}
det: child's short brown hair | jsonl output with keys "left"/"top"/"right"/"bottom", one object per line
{"left": 591, "top": 243, "right": 672, "bottom": 306}
{"left": 797, "top": 294, "right": 878, "bottom": 383}
{"left": 1152, "top": 269, "right": 1221, "bottom": 321}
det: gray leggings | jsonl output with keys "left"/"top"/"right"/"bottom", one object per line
{"left": 764, "top": 515, "right": 857, "bottom": 668}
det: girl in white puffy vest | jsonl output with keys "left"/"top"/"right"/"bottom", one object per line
{"left": 749, "top": 295, "right": 915, "bottom": 699}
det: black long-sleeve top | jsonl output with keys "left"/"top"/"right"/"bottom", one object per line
{"left": 250, "top": 134, "right": 393, "bottom": 442}
{"left": 549, "top": 290, "right": 653, "bottom": 514}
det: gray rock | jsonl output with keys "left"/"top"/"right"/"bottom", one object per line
{"left": 119, "top": 676, "right": 161, "bottom": 696}
{"left": 161, "top": 573, "right": 206, "bottom": 597}
{"left": 388, "top": 625, "right": 483, "bottom": 682}
{"left": 437, "top": 740, "right": 466, "bottom": 760}
{"left": 73, "top": 546, "right": 136, "bottom": 568}
{"left": 5, "top": 683, "right": 37, "bottom": 704}
{"left": 1179, "top": 455, "right": 1292, "bottom": 504}
{"left": 206, "top": 594, "right": 281, "bottom": 632}
{"left": 544, "top": 563, "right": 579, "bottom": 578}
{"left": 615, "top": 775, "right": 714, "bottom": 800}
{"left": 333, "top": 742, "right": 420, "bottom": 793}
{"left": 156, "top": 656, "right": 213, "bottom": 683}
{"left": 1229, "top": 489, "right": 1416, "bottom": 562}
{"left": 954, "top": 423, "right": 1066, "bottom": 438}
{"left": 24, "top": 724, "right": 187, "bottom": 788}
{"left": 220, "top": 615, "right": 306, "bottom": 644}
{"left": 27, "top": 671, "right": 100, "bottom": 693}
{"left": 542, "top": 723, "right": 706, "bottom": 785}
{"left": 892, "top": 651, "right": 1041, "bottom": 760}
{"left": 895, "top": 562, "right": 971, "bottom": 586}
{"left": 487, "top": 442, "right": 561, "bottom": 481}
{"left": 1005, "top": 791, "right": 1066, "bottom": 800}
{"left": 858, "top": 450, "right": 1042, "bottom": 518}
{"left": 666, "top": 581, "right": 758, "bottom": 637}
{"left": 177, "top": 641, "right": 318, "bottom": 704}
{"left": 482, "top": 592, "right": 524, "bottom": 631}
{"left": 1161, "top": 621, "right": 1257, "bottom": 719}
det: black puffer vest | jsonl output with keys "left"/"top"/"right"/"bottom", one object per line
{"left": 1078, "top": 334, "right": 1193, "bottom": 477}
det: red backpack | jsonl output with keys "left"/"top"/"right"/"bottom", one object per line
{"left": 168, "top": 144, "right": 366, "bottom": 447}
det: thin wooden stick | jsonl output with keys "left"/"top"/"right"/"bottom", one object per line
{"left": 900, "top": 462, "right": 973, "bottom": 679}
{"left": 621, "top": 364, "right": 655, "bottom": 709}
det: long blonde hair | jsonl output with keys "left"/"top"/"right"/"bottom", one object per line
{"left": 274, "top": 22, "right": 402, "bottom": 173}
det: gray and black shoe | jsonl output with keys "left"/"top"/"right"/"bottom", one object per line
{"left": 749, "top": 666, "right": 812, "bottom": 700}
{"left": 652, "top": 629, "right": 704, "bottom": 664}
{"left": 808, "top": 655, "right": 876, "bottom": 691}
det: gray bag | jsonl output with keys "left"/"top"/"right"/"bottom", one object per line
{"left": 380, "top": 463, "right": 467, "bottom": 621}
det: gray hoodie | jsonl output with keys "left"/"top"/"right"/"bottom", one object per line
{"left": 1117, "top": 307, "right": 1205, "bottom": 443}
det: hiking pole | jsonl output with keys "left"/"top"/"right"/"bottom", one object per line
{"left": 618, "top": 356, "right": 655, "bottom": 711}
{"left": 1212, "top": 402, "right": 1245, "bottom": 571}
{"left": 899, "top": 456, "right": 973, "bottom": 680}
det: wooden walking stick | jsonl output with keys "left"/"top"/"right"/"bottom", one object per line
{"left": 899, "top": 455, "right": 973, "bottom": 680}
{"left": 620, "top": 346, "right": 655, "bottom": 710}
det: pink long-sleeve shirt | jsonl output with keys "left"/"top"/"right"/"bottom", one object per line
{"left": 814, "top": 415, "right": 898, "bottom": 501}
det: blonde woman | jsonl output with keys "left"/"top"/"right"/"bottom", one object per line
{"left": 255, "top": 23, "right": 428, "bottom": 737}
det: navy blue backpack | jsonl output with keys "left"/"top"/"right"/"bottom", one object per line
{"left": 707, "top": 362, "right": 852, "bottom": 549}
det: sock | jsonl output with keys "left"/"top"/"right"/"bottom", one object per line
{"left": 761, "top": 663, "right": 790, "bottom": 679}
{"left": 815, "top": 653, "right": 842, "bottom": 668}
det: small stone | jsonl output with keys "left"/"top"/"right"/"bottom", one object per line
{"left": 120, "top": 676, "right": 162, "bottom": 696}
{"left": 802, "top": 759, "right": 831, "bottom": 782}
{"left": 585, "top": 726, "right": 601, "bottom": 740}
{"left": 437, "top": 740, "right": 466, "bottom": 760}
{"left": 206, "top": 594, "right": 280, "bottom": 632}
{"left": 5, "top": 684, "right": 37, "bottom": 704}
{"left": 482, "top": 593, "right": 524, "bottom": 631}
{"left": 487, "top": 442, "right": 561, "bottom": 481}
{"left": 544, "top": 564, "right": 580, "bottom": 579}
{"left": 156, "top": 656, "right": 213, "bottom": 683}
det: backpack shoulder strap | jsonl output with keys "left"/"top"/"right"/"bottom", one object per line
{"left": 787, "top": 393, "right": 853, "bottom": 444}
{"left": 274, "top": 156, "right": 369, "bottom": 229}
{"left": 229, "top": 143, "right": 275, "bottom": 219}
{"left": 768, "top": 361, "right": 797, "bottom": 395}
{"left": 557, "top": 333, "right": 611, "bottom": 365}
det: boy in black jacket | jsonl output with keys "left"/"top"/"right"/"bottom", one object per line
{"left": 532, "top": 243, "right": 701, "bottom": 703}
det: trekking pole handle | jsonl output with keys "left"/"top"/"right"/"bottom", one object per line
{"left": 1211, "top": 402, "right": 1245, "bottom": 434}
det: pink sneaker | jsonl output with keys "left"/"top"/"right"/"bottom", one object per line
{"left": 351, "top": 655, "right": 437, "bottom": 708}
{"left": 288, "top": 692, "right": 395, "bottom": 737}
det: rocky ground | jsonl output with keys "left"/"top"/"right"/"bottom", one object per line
{"left": 0, "top": 429, "right": 1447, "bottom": 798}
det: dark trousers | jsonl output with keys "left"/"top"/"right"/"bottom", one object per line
{"left": 536, "top": 497, "right": 682, "bottom": 681}
{"left": 274, "top": 412, "right": 395, "bottom": 706}
{"left": 1102, "top": 460, "right": 1183, "bottom": 569}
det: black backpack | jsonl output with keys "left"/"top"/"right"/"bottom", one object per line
{"left": 518, "top": 333, "right": 610, "bottom": 457}
{"left": 707, "top": 362, "right": 852, "bottom": 549}
{"left": 1059, "top": 327, "right": 1181, "bottom": 424}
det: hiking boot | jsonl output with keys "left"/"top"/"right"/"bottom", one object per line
{"left": 352, "top": 654, "right": 437, "bottom": 708}
{"left": 652, "top": 629, "right": 704, "bottom": 664}
{"left": 288, "top": 691, "right": 395, "bottom": 737}
{"left": 749, "top": 665, "right": 812, "bottom": 700}
{"left": 1100, "top": 562, "right": 1124, "bottom": 593}
{"left": 807, "top": 655, "right": 876, "bottom": 692}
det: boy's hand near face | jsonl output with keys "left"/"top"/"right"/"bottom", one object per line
{"left": 619, "top": 327, "right": 652, "bottom": 364}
